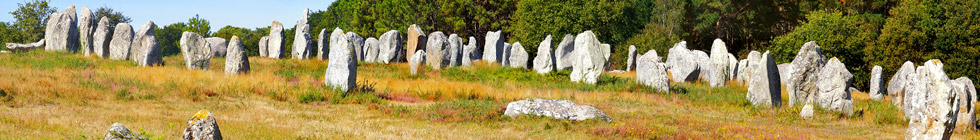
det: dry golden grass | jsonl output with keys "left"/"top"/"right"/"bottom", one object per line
{"left": 0, "top": 51, "right": 978, "bottom": 139}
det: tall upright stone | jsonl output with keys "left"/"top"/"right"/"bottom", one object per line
{"left": 501, "top": 43, "right": 512, "bottom": 66}
{"left": 737, "top": 51, "right": 762, "bottom": 84}
{"left": 747, "top": 51, "right": 781, "bottom": 108}
{"left": 816, "top": 58, "right": 854, "bottom": 116}
{"left": 378, "top": 30, "right": 403, "bottom": 63}
{"left": 268, "top": 21, "right": 285, "bottom": 59}
{"left": 727, "top": 53, "right": 738, "bottom": 81}
{"left": 601, "top": 44, "right": 611, "bottom": 70}
{"left": 625, "top": 45, "right": 637, "bottom": 71}
{"left": 259, "top": 36, "right": 269, "bottom": 57}
{"left": 462, "top": 36, "right": 478, "bottom": 66}
{"left": 693, "top": 50, "right": 711, "bottom": 82}
{"left": 447, "top": 34, "right": 464, "bottom": 66}
{"left": 292, "top": 9, "right": 313, "bottom": 59}
{"left": 425, "top": 32, "right": 449, "bottom": 69}
{"left": 179, "top": 32, "right": 212, "bottom": 70}
{"left": 363, "top": 37, "right": 380, "bottom": 63}
{"left": 346, "top": 32, "right": 364, "bottom": 61}
{"left": 869, "top": 65, "right": 885, "bottom": 100}
{"left": 786, "top": 41, "right": 827, "bottom": 107}
{"left": 636, "top": 50, "right": 669, "bottom": 92}
{"left": 108, "top": 23, "right": 133, "bottom": 60}
{"left": 406, "top": 24, "right": 426, "bottom": 59}
{"left": 78, "top": 7, "right": 95, "bottom": 56}
{"left": 316, "top": 29, "right": 327, "bottom": 60}
{"left": 410, "top": 50, "right": 426, "bottom": 75}
{"left": 555, "top": 34, "right": 575, "bottom": 70}
{"left": 955, "top": 77, "right": 977, "bottom": 102}
{"left": 666, "top": 41, "right": 699, "bottom": 82}
{"left": 130, "top": 21, "right": 161, "bottom": 67}
{"left": 532, "top": 35, "right": 554, "bottom": 74}
{"left": 44, "top": 5, "right": 79, "bottom": 52}
{"left": 328, "top": 28, "right": 345, "bottom": 60}
{"left": 508, "top": 42, "right": 529, "bottom": 68}
{"left": 92, "top": 17, "right": 111, "bottom": 58}
{"left": 953, "top": 77, "right": 976, "bottom": 132}
{"left": 205, "top": 37, "right": 227, "bottom": 57}
{"left": 708, "top": 39, "right": 729, "bottom": 87}
{"left": 888, "top": 61, "right": 916, "bottom": 106}
{"left": 570, "top": 31, "right": 605, "bottom": 84}
{"left": 324, "top": 34, "right": 357, "bottom": 92}
{"left": 482, "top": 30, "right": 506, "bottom": 63}
{"left": 905, "top": 59, "right": 959, "bottom": 140}
{"left": 225, "top": 36, "right": 250, "bottom": 74}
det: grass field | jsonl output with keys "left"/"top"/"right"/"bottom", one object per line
{"left": 0, "top": 51, "right": 977, "bottom": 139}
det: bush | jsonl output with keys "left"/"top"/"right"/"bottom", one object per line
{"left": 769, "top": 11, "right": 882, "bottom": 89}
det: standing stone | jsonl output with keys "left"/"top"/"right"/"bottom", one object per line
{"left": 727, "top": 53, "right": 738, "bottom": 81}
{"left": 109, "top": 23, "right": 133, "bottom": 60}
{"left": 225, "top": 36, "right": 250, "bottom": 74}
{"left": 324, "top": 34, "right": 357, "bottom": 92}
{"left": 708, "top": 39, "right": 729, "bottom": 87}
{"left": 786, "top": 41, "right": 827, "bottom": 107}
{"left": 504, "top": 98, "right": 613, "bottom": 122}
{"left": 425, "top": 32, "right": 449, "bottom": 69}
{"left": 737, "top": 52, "right": 762, "bottom": 84}
{"left": 104, "top": 123, "right": 146, "bottom": 140}
{"left": 205, "top": 37, "right": 227, "bottom": 57}
{"left": 406, "top": 24, "right": 426, "bottom": 59}
{"left": 182, "top": 110, "right": 222, "bottom": 140}
{"left": 410, "top": 50, "right": 426, "bottom": 75}
{"left": 800, "top": 104, "right": 815, "bottom": 120}
{"left": 131, "top": 21, "right": 161, "bottom": 67}
{"left": 179, "top": 32, "right": 212, "bottom": 70}
{"left": 482, "top": 30, "right": 506, "bottom": 63}
{"left": 869, "top": 65, "right": 885, "bottom": 100}
{"left": 570, "top": 31, "right": 605, "bottom": 84}
{"left": 44, "top": 5, "right": 79, "bottom": 52}
{"left": 693, "top": 50, "right": 711, "bottom": 82}
{"left": 327, "top": 28, "right": 345, "bottom": 60}
{"left": 259, "top": 36, "right": 269, "bottom": 57}
{"left": 268, "top": 21, "right": 285, "bottom": 59}
{"left": 666, "top": 41, "right": 699, "bottom": 82}
{"left": 746, "top": 51, "right": 782, "bottom": 108}
{"left": 625, "top": 45, "right": 637, "bottom": 71}
{"left": 888, "top": 61, "right": 916, "bottom": 106}
{"left": 905, "top": 59, "right": 959, "bottom": 140}
{"left": 555, "top": 34, "right": 575, "bottom": 70}
{"left": 532, "top": 35, "right": 554, "bottom": 74}
{"left": 378, "top": 30, "right": 403, "bottom": 63}
{"left": 508, "top": 42, "right": 529, "bottom": 68}
{"left": 363, "top": 37, "right": 380, "bottom": 62}
{"left": 346, "top": 32, "right": 364, "bottom": 61}
{"left": 601, "top": 44, "right": 611, "bottom": 70}
{"left": 736, "top": 59, "right": 749, "bottom": 84}
{"left": 447, "top": 34, "right": 464, "bottom": 66}
{"left": 462, "top": 36, "right": 478, "bottom": 66}
{"left": 92, "top": 17, "right": 111, "bottom": 58}
{"left": 816, "top": 58, "right": 854, "bottom": 116}
{"left": 955, "top": 77, "right": 977, "bottom": 102}
{"left": 953, "top": 77, "right": 976, "bottom": 132}
{"left": 636, "top": 50, "right": 669, "bottom": 92}
{"left": 316, "top": 29, "right": 327, "bottom": 60}
{"left": 777, "top": 63, "right": 793, "bottom": 85}
{"left": 292, "top": 8, "right": 313, "bottom": 59}
{"left": 78, "top": 7, "right": 95, "bottom": 56}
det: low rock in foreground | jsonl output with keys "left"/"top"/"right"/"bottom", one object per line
{"left": 504, "top": 98, "right": 612, "bottom": 122}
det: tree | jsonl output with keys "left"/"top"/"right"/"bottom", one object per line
{"left": 770, "top": 11, "right": 881, "bottom": 89}
{"left": 184, "top": 14, "right": 210, "bottom": 37}
{"left": 623, "top": 23, "right": 681, "bottom": 61}
{"left": 157, "top": 23, "right": 187, "bottom": 56}
{"left": 213, "top": 25, "right": 260, "bottom": 56}
{"left": 94, "top": 5, "right": 132, "bottom": 30}
{"left": 9, "top": 0, "right": 56, "bottom": 43}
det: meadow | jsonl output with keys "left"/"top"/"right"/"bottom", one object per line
{"left": 0, "top": 51, "right": 976, "bottom": 139}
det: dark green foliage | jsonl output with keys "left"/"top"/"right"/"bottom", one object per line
{"left": 157, "top": 23, "right": 186, "bottom": 56}
{"left": 184, "top": 14, "right": 210, "bottom": 37}
{"left": 212, "top": 25, "right": 267, "bottom": 56}
{"left": 93, "top": 5, "right": 132, "bottom": 30}
{"left": 770, "top": 11, "right": 881, "bottom": 89}
{"left": 509, "top": 0, "right": 642, "bottom": 66}
{"left": 8, "top": 0, "right": 56, "bottom": 43}
{"left": 622, "top": 23, "right": 681, "bottom": 64}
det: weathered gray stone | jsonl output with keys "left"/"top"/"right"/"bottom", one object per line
{"left": 777, "top": 63, "right": 793, "bottom": 85}
{"left": 736, "top": 59, "right": 749, "bottom": 83}
{"left": 92, "top": 17, "right": 110, "bottom": 58}
{"left": 462, "top": 36, "right": 478, "bottom": 66}
{"left": 666, "top": 41, "right": 700, "bottom": 82}
{"left": 225, "top": 36, "right": 250, "bottom": 75}
{"left": 955, "top": 77, "right": 977, "bottom": 102}
{"left": 737, "top": 51, "right": 761, "bottom": 84}
{"left": 410, "top": 50, "right": 425, "bottom": 75}
{"left": 363, "top": 37, "right": 380, "bottom": 63}
{"left": 870, "top": 65, "right": 885, "bottom": 100}
{"left": 816, "top": 58, "right": 854, "bottom": 116}
{"left": 182, "top": 110, "right": 222, "bottom": 140}
{"left": 345, "top": 32, "right": 364, "bottom": 61}
{"left": 406, "top": 24, "right": 426, "bottom": 60}
{"left": 787, "top": 41, "right": 827, "bottom": 107}
{"left": 378, "top": 30, "right": 403, "bottom": 63}
{"left": 693, "top": 50, "right": 711, "bottom": 82}
{"left": 555, "top": 34, "right": 575, "bottom": 70}
{"left": 104, "top": 123, "right": 146, "bottom": 140}
{"left": 508, "top": 42, "right": 528, "bottom": 68}
{"left": 746, "top": 51, "right": 781, "bottom": 108}
{"left": 131, "top": 21, "right": 161, "bottom": 67}
{"left": 636, "top": 50, "right": 669, "bottom": 92}
{"left": 905, "top": 59, "right": 959, "bottom": 140}
{"left": 425, "top": 32, "right": 449, "bottom": 69}
{"left": 504, "top": 98, "right": 612, "bottom": 122}
{"left": 533, "top": 35, "right": 554, "bottom": 74}
{"left": 953, "top": 77, "right": 976, "bottom": 132}
{"left": 482, "top": 30, "right": 506, "bottom": 63}
{"left": 626, "top": 45, "right": 637, "bottom": 71}
{"left": 79, "top": 7, "right": 95, "bottom": 56}
{"left": 292, "top": 9, "right": 313, "bottom": 59}
{"left": 501, "top": 43, "right": 512, "bottom": 66}
{"left": 888, "top": 61, "right": 916, "bottom": 107}
{"left": 5, "top": 39, "right": 44, "bottom": 51}
{"left": 800, "top": 104, "right": 814, "bottom": 120}
{"left": 708, "top": 39, "right": 729, "bottom": 87}
{"left": 328, "top": 28, "right": 345, "bottom": 60}
{"left": 570, "top": 31, "right": 605, "bottom": 84}
{"left": 324, "top": 34, "right": 357, "bottom": 92}
{"left": 316, "top": 29, "right": 326, "bottom": 60}
{"left": 109, "top": 23, "right": 133, "bottom": 60}
{"left": 205, "top": 37, "right": 227, "bottom": 57}
{"left": 447, "top": 34, "right": 464, "bottom": 66}
{"left": 44, "top": 5, "right": 79, "bottom": 52}
{"left": 727, "top": 53, "right": 738, "bottom": 81}
{"left": 259, "top": 36, "right": 269, "bottom": 57}
{"left": 179, "top": 32, "right": 212, "bottom": 70}
{"left": 268, "top": 21, "right": 285, "bottom": 59}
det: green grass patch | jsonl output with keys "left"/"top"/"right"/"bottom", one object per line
{"left": 857, "top": 100, "right": 906, "bottom": 125}
{"left": 0, "top": 51, "right": 93, "bottom": 70}
{"left": 440, "top": 66, "right": 662, "bottom": 93}
{"left": 419, "top": 99, "right": 503, "bottom": 122}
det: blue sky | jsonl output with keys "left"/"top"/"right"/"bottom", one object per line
{"left": 1, "top": 0, "right": 336, "bottom": 32}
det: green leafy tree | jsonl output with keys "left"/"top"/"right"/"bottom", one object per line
{"left": 184, "top": 14, "right": 210, "bottom": 37}
{"left": 623, "top": 23, "right": 681, "bottom": 61}
{"left": 213, "top": 25, "right": 260, "bottom": 56}
{"left": 93, "top": 5, "right": 132, "bottom": 30}
{"left": 157, "top": 23, "right": 187, "bottom": 56}
{"left": 770, "top": 11, "right": 881, "bottom": 89}
{"left": 9, "top": 0, "right": 56, "bottom": 43}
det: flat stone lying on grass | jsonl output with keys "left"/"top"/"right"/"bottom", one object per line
{"left": 570, "top": 31, "right": 605, "bottom": 85}
{"left": 183, "top": 110, "right": 222, "bottom": 140}
{"left": 5, "top": 39, "right": 44, "bottom": 51}
{"left": 225, "top": 36, "right": 250, "bottom": 75}
{"left": 104, "top": 123, "right": 147, "bottom": 140}
{"left": 504, "top": 98, "right": 612, "bottom": 122}
{"left": 410, "top": 50, "right": 426, "bottom": 75}
{"left": 179, "top": 32, "right": 212, "bottom": 70}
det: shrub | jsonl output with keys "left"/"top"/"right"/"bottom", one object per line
{"left": 770, "top": 11, "right": 882, "bottom": 89}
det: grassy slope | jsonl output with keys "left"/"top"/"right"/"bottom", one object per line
{"left": 0, "top": 51, "right": 977, "bottom": 139}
